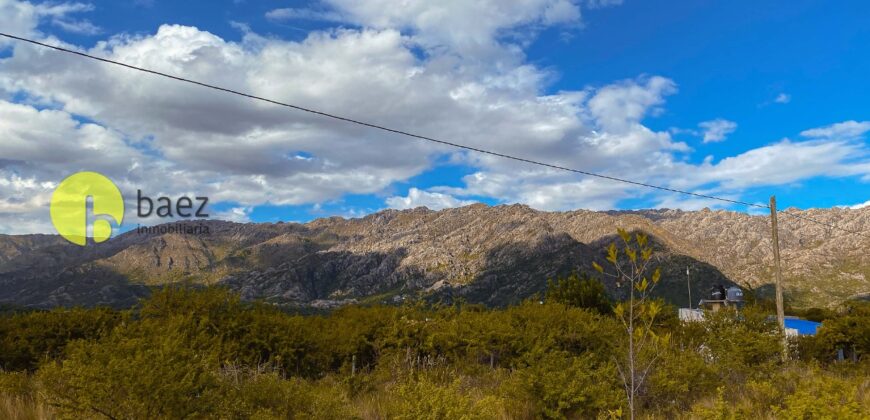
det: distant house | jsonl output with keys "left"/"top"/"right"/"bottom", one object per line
{"left": 783, "top": 317, "right": 821, "bottom": 336}
{"left": 678, "top": 310, "right": 822, "bottom": 337}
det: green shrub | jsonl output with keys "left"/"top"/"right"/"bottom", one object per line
{"left": 37, "top": 319, "right": 224, "bottom": 419}
{"left": 0, "top": 307, "right": 119, "bottom": 371}
{"left": 502, "top": 352, "right": 623, "bottom": 419}
{"left": 695, "top": 306, "right": 783, "bottom": 381}
{"left": 0, "top": 287, "right": 861, "bottom": 418}
{"left": 220, "top": 371, "right": 353, "bottom": 419}
{"left": 813, "top": 302, "right": 870, "bottom": 362}
{"left": 774, "top": 369, "right": 865, "bottom": 419}
{"left": 546, "top": 272, "right": 613, "bottom": 315}
{"left": 645, "top": 347, "right": 718, "bottom": 413}
{"left": 390, "top": 375, "right": 505, "bottom": 420}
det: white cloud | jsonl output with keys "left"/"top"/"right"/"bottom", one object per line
{"left": 386, "top": 188, "right": 476, "bottom": 210}
{"left": 0, "top": 99, "right": 168, "bottom": 233}
{"left": 800, "top": 120, "right": 870, "bottom": 139}
{"left": 318, "top": 0, "right": 583, "bottom": 59}
{"left": 1, "top": 26, "right": 439, "bottom": 207}
{"left": 698, "top": 118, "right": 737, "bottom": 143}
{"left": 0, "top": 0, "right": 45, "bottom": 42}
{"left": 847, "top": 200, "right": 870, "bottom": 210}
{"left": 51, "top": 17, "right": 101, "bottom": 35}
{"left": 265, "top": 8, "right": 344, "bottom": 22}
{"left": 653, "top": 194, "right": 737, "bottom": 211}
{"left": 439, "top": 171, "right": 631, "bottom": 211}
{"left": 4, "top": 19, "right": 681, "bottom": 218}
{"left": 0, "top": 0, "right": 870, "bottom": 233}
{"left": 587, "top": 76, "right": 676, "bottom": 133}
{"left": 673, "top": 138, "right": 869, "bottom": 190}
{"left": 774, "top": 93, "right": 791, "bottom": 104}
{"left": 213, "top": 206, "right": 254, "bottom": 223}
{"left": 0, "top": 0, "right": 100, "bottom": 39}
{"left": 587, "top": 0, "right": 624, "bottom": 8}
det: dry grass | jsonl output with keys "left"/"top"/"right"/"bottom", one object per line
{"left": 0, "top": 394, "right": 53, "bottom": 420}
{"left": 672, "top": 364, "right": 870, "bottom": 419}
{"left": 0, "top": 371, "right": 54, "bottom": 420}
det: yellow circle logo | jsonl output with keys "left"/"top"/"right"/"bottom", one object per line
{"left": 50, "top": 172, "right": 124, "bottom": 246}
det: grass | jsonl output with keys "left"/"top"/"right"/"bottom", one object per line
{"left": 0, "top": 394, "right": 53, "bottom": 420}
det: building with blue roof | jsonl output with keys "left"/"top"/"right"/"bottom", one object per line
{"left": 784, "top": 317, "right": 821, "bottom": 336}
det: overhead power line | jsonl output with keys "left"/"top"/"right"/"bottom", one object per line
{"left": 2, "top": 32, "right": 868, "bottom": 241}
{"left": 0, "top": 31, "right": 767, "bottom": 209}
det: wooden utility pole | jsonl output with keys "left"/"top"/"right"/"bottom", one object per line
{"left": 769, "top": 196, "right": 787, "bottom": 358}
{"left": 686, "top": 266, "right": 692, "bottom": 309}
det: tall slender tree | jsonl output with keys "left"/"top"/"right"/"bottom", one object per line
{"left": 594, "top": 229, "right": 668, "bottom": 419}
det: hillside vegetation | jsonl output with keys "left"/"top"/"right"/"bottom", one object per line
{"left": 0, "top": 285, "right": 868, "bottom": 419}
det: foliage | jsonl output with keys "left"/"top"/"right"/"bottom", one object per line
{"left": 797, "top": 306, "right": 837, "bottom": 322}
{"left": 0, "top": 370, "right": 51, "bottom": 420}
{"left": 692, "top": 306, "right": 783, "bottom": 382}
{"left": 38, "top": 320, "right": 224, "bottom": 419}
{"left": 644, "top": 346, "right": 718, "bottom": 414}
{"left": 219, "top": 371, "right": 353, "bottom": 419}
{"left": 812, "top": 301, "right": 870, "bottom": 362}
{"left": 689, "top": 364, "right": 869, "bottom": 419}
{"left": 0, "top": 307, "right": 119, "bottom": 371}
{"left": 595, "top": 229, "right": 667, "bottom": 419}
{"left": 0, "top": 251, "right": 868, "bottom": 418}
{"left": 546, "top": 271, "right": 613, "bottom": 315}
{"left": 390, "top": 374, "right": 505, "bottom": 420}
{"left": 502, "top": 351, "right": 623, "bottom": 418}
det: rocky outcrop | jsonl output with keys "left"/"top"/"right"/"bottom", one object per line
{"left": 0, "top": 205, "right": 867, "bottom": 308}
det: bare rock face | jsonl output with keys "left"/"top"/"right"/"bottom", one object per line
{"left": 0, "top": 205, "right": 867, "bottom": 309}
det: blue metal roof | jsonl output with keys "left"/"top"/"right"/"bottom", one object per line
{"left": 784, "top": 318, "right": 821, "bottom": 335}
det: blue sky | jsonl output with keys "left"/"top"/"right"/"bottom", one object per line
{"left": 0, "top": 0, "right": 869, "bottom": 233}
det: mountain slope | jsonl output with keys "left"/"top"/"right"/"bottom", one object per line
{"left": 1, "top": 204, "right": 867, "bottom": 308}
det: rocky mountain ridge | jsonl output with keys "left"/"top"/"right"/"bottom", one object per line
{"left": 1, "top": 204, "right": 868, "bottom": 308}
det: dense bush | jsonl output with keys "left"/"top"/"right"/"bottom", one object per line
{"left": 502, "top": 351, "right": 623, "bottom": 418}
{"left": 546, "top": 272, "right": 613, "bottom": 315}
{"left": 38, "top": 320, "right": 224, "bottom": 419}
{"left": 812, "top": 301, "right": 870, "bottom": 361}
{"left": 0, "top": 307, "right": 119, "bottom": 371}
{"left": 0, "top": 287, "right": 868, "bottom": 418}
{"left": 689, "top": 363, "right": 869, "bottom": 419}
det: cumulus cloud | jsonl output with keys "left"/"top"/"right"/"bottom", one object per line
{"left": 0, "top": 0, "right": 45, "bottom": 41}
{"left": 1, "top": 26, "right": 438, "bottom": 207}
{"left": 698, "top": 118, "right": 737, "bottom": 143}
{"left": 587, "top": 76, "right": 676, "bottom": 133}
{"left": 317, "top": 0, "right": 583, "bottom": 59}
{"left": 0, "top": 0, "right": 100, "bottom": 39}
{"left": 386, "top": 188, "right": 476, "bottom": 210}
{"left": 672, "top": 138, "right": 869, "bottom": 190}
{"left": 0, "top": 0, "right": 869, "bottom": 233}
{"left": 800, "top": 120, "right": 870, "bottom": 140}
{"left": 4, "top": 17, "right": 684, "bottom": 219}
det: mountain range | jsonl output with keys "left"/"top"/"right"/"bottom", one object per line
{"left": 1, "top": 204, "right": 868, "bottom": 309}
